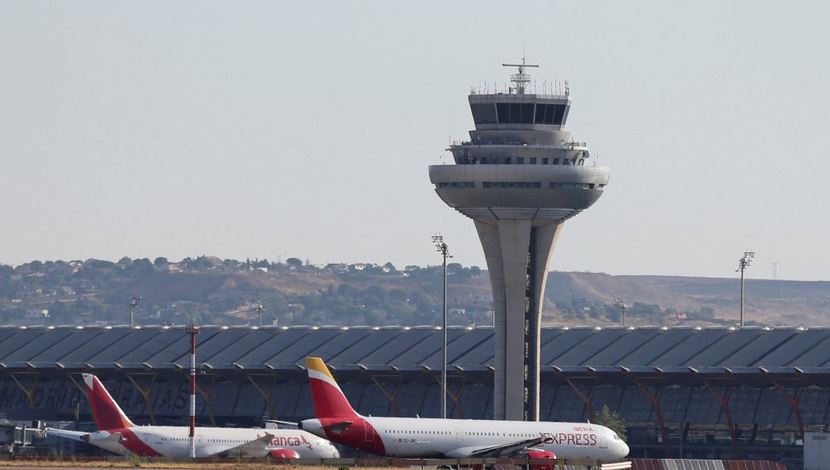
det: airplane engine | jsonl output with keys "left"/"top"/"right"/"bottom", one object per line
{"left": 526, "top": 449, "right": 556, "bottom": 470}
{"left": 268, "top": 448, "right": 301, "bottom": 460}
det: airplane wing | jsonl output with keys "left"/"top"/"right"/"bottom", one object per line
{"left": 215, "top": 432, "right": 275, "bottom": 458}
{"left": 445, "top": 434, "right": 552, "bottom": 458}
{"left": 44, "top": 427, "right": 90, "bottom": 443}
{"left": 263, "top": 419, "right": 299, "bottom": 428}
{"left": 46, "top": 428, "right": 126, "bottom": 448}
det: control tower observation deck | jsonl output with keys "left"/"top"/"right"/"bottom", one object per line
{"left": 428, "top": 60, "right": 610, "bottom": 421}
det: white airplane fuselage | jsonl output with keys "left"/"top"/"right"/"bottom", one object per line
{"left": 302, "top": 416, "right": 627, "bottom": 464}
{"left": 84, "top": 425, "right": 338, "bottom": 458}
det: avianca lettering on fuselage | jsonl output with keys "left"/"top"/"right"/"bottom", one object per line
{"left": 299, "top": 357, "right": 629, "bottom": 465}
{"left": 46, "top": 373, "right": 339, "bottom": 459}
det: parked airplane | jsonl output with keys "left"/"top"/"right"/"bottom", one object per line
{"left": 300, "top": 357, "right": 629, "bottom": 466}
{"left": 46, "top": 373, "right": 339, "bottom": 459}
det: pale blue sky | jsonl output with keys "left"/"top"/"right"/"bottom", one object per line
{"left": 1, "top": 1, "right": 828, "bottom": 280}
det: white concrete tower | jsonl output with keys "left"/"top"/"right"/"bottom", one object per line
{"left": 428, "top": 59, "right": 610, "bottom": 421}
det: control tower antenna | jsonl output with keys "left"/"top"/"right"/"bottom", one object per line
{"left": 502, "top": 54, "right": 538, "bottom": 95}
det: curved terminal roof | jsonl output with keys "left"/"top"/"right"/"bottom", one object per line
{"left": 0, "top": 325, "right": 827, "bottom": 375}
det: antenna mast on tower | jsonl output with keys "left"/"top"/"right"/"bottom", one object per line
{"left": 502, "top": 54, "right": 539, "bottom": 95}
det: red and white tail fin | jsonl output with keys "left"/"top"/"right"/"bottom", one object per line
{"left": 306, "top": 357, "right": 359, "bottom": 419}
{"left": 81, "top": 373, "right": 134, "bottom": 431}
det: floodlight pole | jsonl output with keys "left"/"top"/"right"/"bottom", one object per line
{"left": 129, "top": 296, "right": 141, "bottom": 326}
{"left": 186, "top": 324, "right": 200, "bottom": 458}
{"left": 256, "top": 303, "right": 264, "bottom": 327}
{"left": 614, "top": 298, "right": 627, "bottom": 327}
{"left": 737, "top": 251, "right": 755, "bottom": 327}
{"left": 432, "top": 235, "right": 450, "bottom": 419}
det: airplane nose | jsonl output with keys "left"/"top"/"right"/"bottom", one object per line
{"left": 619, "top": 441, "right": 630, "bottom": 458}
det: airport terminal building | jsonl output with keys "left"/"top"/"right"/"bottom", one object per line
{"left": 0, "top": 325, "right": 827, "bottom": 467}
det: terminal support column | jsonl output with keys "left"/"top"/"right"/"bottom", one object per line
{"left": 476, "top": 219, "right": 562, "bottom": 421}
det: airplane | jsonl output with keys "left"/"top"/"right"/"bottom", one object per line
{"left": 299, "top": 357, "right": 629, "bottom": 466}
{"left": 46, "top": 373, "right": 339, "bottom": 459}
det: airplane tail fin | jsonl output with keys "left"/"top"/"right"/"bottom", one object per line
{"left": 81, "top": 374, "right": 134, "bottom": 430}
{"left": 305, "top": 357, "right": 359, "bottom": 419}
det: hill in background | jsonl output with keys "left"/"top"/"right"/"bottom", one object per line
{"left": 1, "top": 256, "right": 827, "bottom": 327}
{"left": 545, "top": 272, "right": 830, "bottom": 327}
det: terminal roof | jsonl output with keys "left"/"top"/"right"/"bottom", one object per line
{"left": 0, "top": 325, "right": 827, "bottom": 376}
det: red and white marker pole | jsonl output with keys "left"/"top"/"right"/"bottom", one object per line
{"left": 186, "top": 324, "right": 200, "bottom": 458}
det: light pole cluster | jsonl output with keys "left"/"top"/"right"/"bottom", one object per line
{"left": 129, "top": 296, "right": 141, "bottom": 326}
{"left": 737, "top": 251, "right": 755, "bottom": 327}
{"left": 255, "top": 303, "right": 264, "bottom": 327}
{"left": 614, "top": 298, "right": 627, "bottom": 327}
{"left": 432, "top": 235, "right": 450, "bottom": 419}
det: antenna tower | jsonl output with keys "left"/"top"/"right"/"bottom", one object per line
{"left": 502, "top": 54, "right": 539, "bottom": 94}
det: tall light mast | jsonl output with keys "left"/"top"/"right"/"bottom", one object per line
{"left": 737, "top": 251, "right": 755, "bottom": 327}
{"left": 614, "top": 298, "right": 627, "bottom": 327}
{"left": 432, "top": 235, "right": 451, "bottom": 419}
{"left": 129, "top": 296, "right": 141, "bottom": 326}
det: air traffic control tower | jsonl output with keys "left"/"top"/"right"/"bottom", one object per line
{"left": 428, "top": 59, "right": 610, "bottom": 421}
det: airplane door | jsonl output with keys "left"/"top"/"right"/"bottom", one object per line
{"left": 598, "top": 433, "right": 608, "bottom": 449}
{"left": 454, "top": 426, "right": 464, "bottom": 444}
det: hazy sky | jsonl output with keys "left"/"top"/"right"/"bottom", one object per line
{"left": 1, "top": 1, "right": 829, "bottom": 281}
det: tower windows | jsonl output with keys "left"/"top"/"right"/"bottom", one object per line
{"left": 470, "top": 103, "right": 498, "bottom": 124}
{"left": 549, "top": 182, "right": 593, "bottom": 190}
{"left": 472, "top": 102, "right": 567, "bottom": 125}
{"left": 533, "top": 103, "right": 567, "bottom": 125}
{"left": 436, "top": 182, "right": 475, "bottom": 188}
{"left": 496, "top": 103, "right": 535, "bottom": 124}
{"left": 521, "top": 103, "right": 534, "bottom": 123}
{"left": 482, "top": 181, "right": 543, "bottom": 188}
{"left": 553, "top": 104, "right": 566, "bottom": 124}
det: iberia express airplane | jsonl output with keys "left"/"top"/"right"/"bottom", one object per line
{"left": 47, "top": 373, "right": 339, "bottom": 459}
{"left": 300, "top": 357, "right": 629, "bottom": 466}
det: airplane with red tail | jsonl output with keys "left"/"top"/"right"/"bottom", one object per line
{"left": 299, "top": 357, "right": 629, "bottom": 466}
{"left": 46, "top": 373, "right": 339, "bottom": 459}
